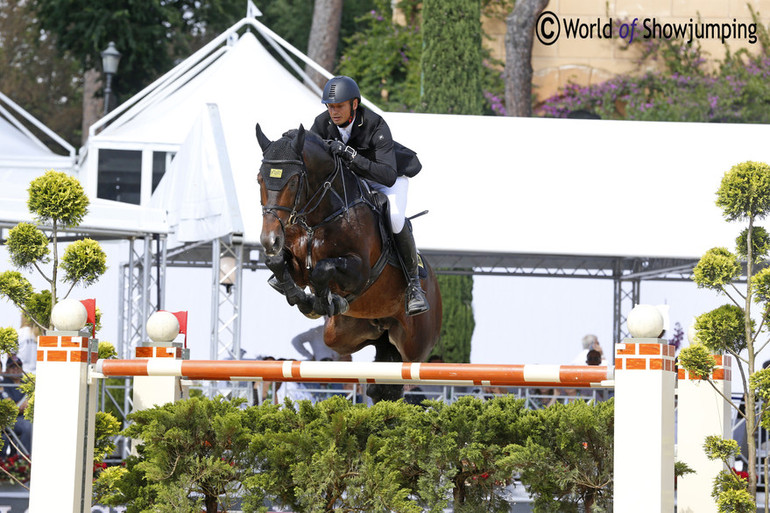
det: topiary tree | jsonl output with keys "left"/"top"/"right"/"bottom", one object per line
{"left": 0, "top": 169, "right": 106, "bottom": 330}
{"left": 679, "top": 160, "right": 770, "bottom": 506}
{"left": 0, "top": 169, "right": 112, "bottom": 489}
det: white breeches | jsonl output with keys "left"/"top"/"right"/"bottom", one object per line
{"left": 368, "top": 176, "right": 409, "bottom": 233}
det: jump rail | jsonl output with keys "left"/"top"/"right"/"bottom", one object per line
{"left": 94, "top": 359, "right": 614, "bottom": 388}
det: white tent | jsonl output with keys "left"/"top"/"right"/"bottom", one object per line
{"left": 82, "top": 22, "right": 323, "bottom": 241}
{"left": 0, "top": 91, "right": 76, "bottom": 202}
{"left": 383, "top": 113, "right": 770, "bottom": 259}
{"left": 0, "top": 91, "right": 168, "bottom": 236}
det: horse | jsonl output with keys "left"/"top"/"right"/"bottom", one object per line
{"left": 255, "top": 124, "right": 442, "bottom": 401}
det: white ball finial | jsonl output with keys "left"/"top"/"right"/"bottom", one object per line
{"left": 146, "top": 311, "right": 180, "bottom": 343}
{"left": 627, "top": 304, "right": 664, "bottom": 338}
{"left": 51, "top": 299, "right": 88, "bottom": 332}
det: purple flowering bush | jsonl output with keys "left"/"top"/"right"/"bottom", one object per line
{"left": 538, "top": 62, "right": 770, "bottom": 123}
{"left": 539, "top": 12, "right": 770, "bottom": 123}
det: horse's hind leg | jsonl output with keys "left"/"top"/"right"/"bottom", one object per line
{"left": 367, "top": 333, "right": 404, "bottom": 403}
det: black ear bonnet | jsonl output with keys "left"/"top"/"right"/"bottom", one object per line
{"left": 259, "top": 130, "right": 305, "bottom": 191}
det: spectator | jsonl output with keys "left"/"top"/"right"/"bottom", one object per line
{"left": 530, "top": 387, "right": 558, "bottom": 408}
{"left": 586, "top": 349, "right": 603, "bottom": 366}
{"left": 291, "top": 324, "right": 339, "bottom": 362}
{"left": 0, "top": 356, "right": 31, "bottom": 457}
{"left": 571, "top": 334, "right": 604, "bottom": 365}
{"left": 16, "top": 315, "right": 39, "bottom": 374}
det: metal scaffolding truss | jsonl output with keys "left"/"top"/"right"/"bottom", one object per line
{"left": 117, "top": 236, "right": 167, "bottom": 359}
{"left": 421, "top": 249, "right": 699, "bottom": 346}
{"left": 210, "top": 235, "right": 244, "bottom": 361}
{"left": 141, "top": 244, "right": 701, "bottom": 365}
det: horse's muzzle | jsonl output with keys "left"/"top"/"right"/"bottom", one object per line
{"left": 260, "top": 230, "right": 284, "bottom": 257}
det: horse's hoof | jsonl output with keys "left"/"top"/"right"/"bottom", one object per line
{"left": 267, "top": 274, "right": 284, "bottom": 293}
{"left": 286, "top": 286, "right": 307, "bottom": 307}
{"left": 367, "top": 383, "right": 404, "bottom": 403}
{"left": 328, "top": 294, "right": 349, "bottom": 316}
{"left": 303, "top": 311, "right": 322, "bottom": 320}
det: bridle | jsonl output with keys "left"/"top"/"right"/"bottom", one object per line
{"left": 259, "top": 134, "right": 392, "bottom": 304}
{"left": 260, "top": 139, "right": 367, "bottom": 269}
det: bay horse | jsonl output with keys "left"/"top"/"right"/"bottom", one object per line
{"left": 255, "top": 124, "right": 442, "bottom": 401}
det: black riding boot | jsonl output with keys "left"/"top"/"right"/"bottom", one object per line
{"left": 394, "top": 226, "right": 430, "bottom": 316}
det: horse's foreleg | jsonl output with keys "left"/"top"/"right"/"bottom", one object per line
{"left": 309, "top": 256, "right": 366, "bottom": 316}
{"left": 265, "top": 253, "right": 316, "bottom": 315}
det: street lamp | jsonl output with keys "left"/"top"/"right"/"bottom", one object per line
{"left": 101, "top": 41, "right": 121, "bottom": 115}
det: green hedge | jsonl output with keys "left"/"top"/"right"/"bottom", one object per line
{"left": 95, "top": 395, "right": 614, "bottom": 513}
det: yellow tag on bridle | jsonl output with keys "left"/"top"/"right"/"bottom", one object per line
{"left": 270, "top": 168, "right": 283, "bottom": 178}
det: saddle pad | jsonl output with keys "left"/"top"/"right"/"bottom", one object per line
{"left": 417, "top": 253, "right": 428, "bottom": 279}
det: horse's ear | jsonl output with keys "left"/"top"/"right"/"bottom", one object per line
{"left": 255, "top": 123, "right": 272, "bottom": 151}
{"left": 293, "top": 124, "right": 306, "bottom": 155}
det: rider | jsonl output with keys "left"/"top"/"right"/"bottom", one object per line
{"left": 310, "top": 75, "right": 429, "bottom": 316}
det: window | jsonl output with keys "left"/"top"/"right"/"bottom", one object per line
{"left": 152, "top": 151, "right": 174, "bottom": 192}
{"left": 97, "top": 149, "right": 142, "bottom": 204}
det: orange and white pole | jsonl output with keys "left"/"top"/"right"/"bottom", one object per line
{"left": 614, "top": 305, "right": 676, "bottom": 512}
{"left": 95, "top": 359, "right": 613, "bottom": 388}
{"left": 28, "top": 299, "right": 98, "bottom": 513}
{"left": 677, "top": 354, "right": 732, "bottom": 513}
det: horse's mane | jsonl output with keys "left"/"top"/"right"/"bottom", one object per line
{"left": 281, "top": 128, "right": 326, "bottom": 151}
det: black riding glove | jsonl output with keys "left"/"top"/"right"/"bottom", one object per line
{"left": 329, "top": 140, "right": 357, "bottom": 162}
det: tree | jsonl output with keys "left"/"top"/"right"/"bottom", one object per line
{"left": 504, "top": 0, "right": 548, "bottom": 117}
{"left": 433, "top": 274, "right": 474, "bottom": 363}
{"left": 99, "top": 396, "right": 253, "bottom": 513}
{"left": 338, "top": 0, "right": 422, "bottom": 111}
{"left": 679, "top": 161, "right": 770, "bottom": 506}
{"left": 420, "top": 0, "right": 484, "bottom": 114}
{"left": 0, "top": 170, "right": 106, "bottom": 330}
{"left": 305, "top": 0, "right": 344, "bottom": 88}
{"left": 0, "top": 171, "right": 115, "bottom": 489}
{"left": 501, "top": 399, "right": 614, "bottom": 512}
{"left": 0, "top": 0, "right": 83, "bottom": 145}
{"left": 419, "top": 0, "right": 483, "bottom": 362}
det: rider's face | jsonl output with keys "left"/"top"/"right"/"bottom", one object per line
{"left": 327, "top": 99, "right": 357, "bottom": 126}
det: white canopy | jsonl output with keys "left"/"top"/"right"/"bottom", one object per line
{"left": 160, "top": 108, "right": 768, "bottom": 259}
{"left": 384, "top": 113, "right": 770, "bottom": 259}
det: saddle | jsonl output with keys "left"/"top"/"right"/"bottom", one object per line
{"left": 363, "top": 185, "right": 428, "bottom": 280}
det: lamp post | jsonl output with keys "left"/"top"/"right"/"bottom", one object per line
{"left": 101, "top": 41, "right": 121, "bottom": 115}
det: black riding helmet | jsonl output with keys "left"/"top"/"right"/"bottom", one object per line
{"left": 322, "top": 76, "right": 361, "bottom": 104}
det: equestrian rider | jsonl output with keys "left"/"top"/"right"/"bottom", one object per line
{"left": 310, "top": 75, "right": 429, "bottom": 316}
